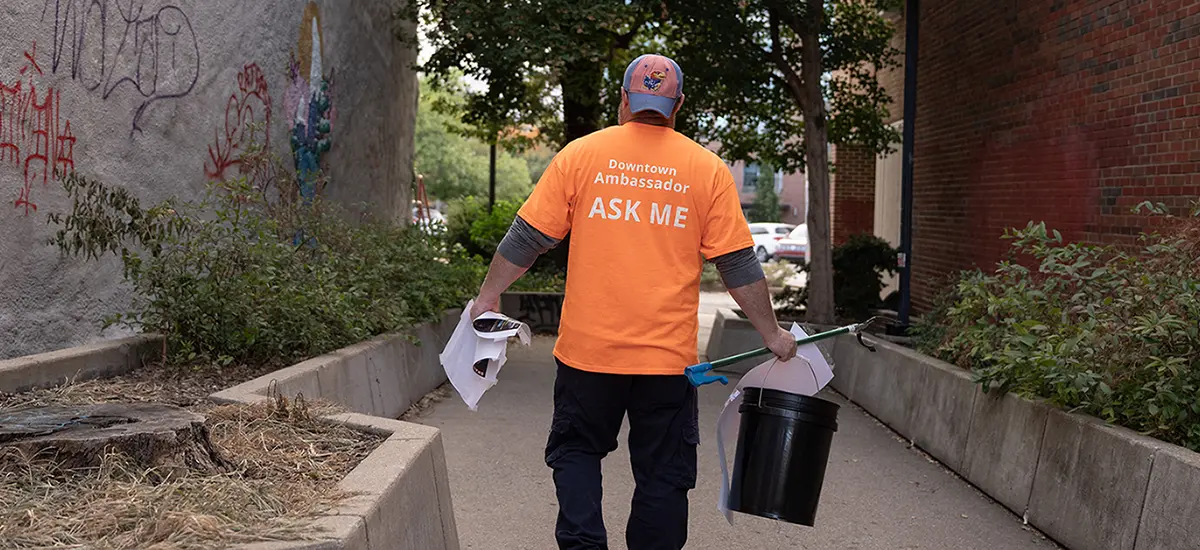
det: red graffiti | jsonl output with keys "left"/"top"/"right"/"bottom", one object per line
{"left": 1, "top": 42, "right": 77, "bottom": 216}
{"left": 204, "top": 63, "right": 271, "bottom": 181}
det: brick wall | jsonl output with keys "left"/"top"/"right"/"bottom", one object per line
{"left": 909, "top": 0, "right": 1200, "bottom": 310}
{"left": 831, "top": 144, "right": 877, "bottom": 245}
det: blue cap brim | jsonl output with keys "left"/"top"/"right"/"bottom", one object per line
{"left": 628, "top": 93, "right": 678, "bottom": 118}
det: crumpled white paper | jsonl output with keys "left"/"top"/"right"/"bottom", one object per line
{"left": 439, "top": 301, "right": 532, "bottom": 410}
{"left": 715, "top": 322, "right": 835, "bottom": 523}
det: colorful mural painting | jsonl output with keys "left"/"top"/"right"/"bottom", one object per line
{"left": 284, "top": 1, "right": 335, "bottom": 203}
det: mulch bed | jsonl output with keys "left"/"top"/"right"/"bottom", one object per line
{"left": 0, "top": 363, "right": 385, "bottom": 549}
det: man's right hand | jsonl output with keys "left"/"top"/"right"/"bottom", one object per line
{"left": 764, "top": 326, "right": 798, "bottom": 362}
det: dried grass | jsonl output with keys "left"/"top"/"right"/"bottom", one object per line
{"left": 0, "top": 394, "right": 383, "bottom": 549}
{"left": 0, "top": 362, "right": 272, "bottom": 410}
{"left": 399, "top": 382, "right": 453, "bottom": 421}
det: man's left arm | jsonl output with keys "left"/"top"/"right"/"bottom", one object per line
{"left": 470, "top": 150, "right": 574, "bottom": 319}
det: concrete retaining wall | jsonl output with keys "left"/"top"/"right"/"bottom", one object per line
{"left": 831, "top": 335, "right": 1200, "bottom": 550}
{"left": 499, "top": 292, "right": 564, "bottom": 335}
{"left": 214, "top": 309, "right": 463, "bottom": 549}
{"left": 228, "top": 412, "right": 459, "bottom": 550}
{"left": 213, "top": 309, "right": 460, "bottom": 419}
{"left": 704, "top": 309, "right": 792, "bottom": 374}
{"left": 0, "top": 334, "right": 161, "bottom": 394}
{"left": 1, "top": 0, "right": 418, "bottom": 361}
{"left": 1, "top": 309, "right": 463, "bottom": 549}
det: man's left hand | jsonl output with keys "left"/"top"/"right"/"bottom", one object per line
{"left": 470, "top": 295, "right": 500, "bottom": 319}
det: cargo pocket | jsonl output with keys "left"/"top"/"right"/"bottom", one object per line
{"left": 544, "top": 405, "right": 574, "bottom": 466}
{"left": 665, "top": 411, "right": 700, "bottom": 489}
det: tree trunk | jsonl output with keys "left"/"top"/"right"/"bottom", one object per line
{"left": 1, "top": 403, "right": 232, "bottom": 480}
{"left": 560, "top": 59, "right": 604, "bottom": 143}
{"left": 800, "top": 0, "right": 836, "bottom": 325}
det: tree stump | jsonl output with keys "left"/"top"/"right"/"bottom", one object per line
{"left": 0, "top": 403, "right": 232, "bottom": 478}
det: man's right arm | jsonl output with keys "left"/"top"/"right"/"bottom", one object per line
{"left": 711, "top": 248, "right": 797, "bottom": 362}
{"left": 701, "top": 162, "right": 797, "bottom": 362}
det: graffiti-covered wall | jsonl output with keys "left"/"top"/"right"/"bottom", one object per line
{"left": 0, "top": 0, "right": 418, "bottom": 359}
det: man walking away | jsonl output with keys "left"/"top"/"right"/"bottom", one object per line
{"left": 468, "top": 53, "right": 798, "bottom": 550}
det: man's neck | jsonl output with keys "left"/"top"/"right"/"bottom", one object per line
{"left": 622, "top": 112, "right": 675, "bottom": 128}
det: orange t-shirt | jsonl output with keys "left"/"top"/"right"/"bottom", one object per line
{"left": 518, "top": 122, "right": 754, "bottom": 376}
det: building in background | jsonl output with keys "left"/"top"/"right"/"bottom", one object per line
{"left": 827, "top": 0, "right": 1200, "bottom": 312}
{"left": 725, "top": 159, "right": 808, "bottom": 226}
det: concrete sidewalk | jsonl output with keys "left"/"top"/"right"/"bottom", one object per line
{"left": 416, "top": 335, "right": 1059, "bottom": 549}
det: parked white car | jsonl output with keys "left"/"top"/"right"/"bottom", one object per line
{"left": 773, "top": 224, "right": 809, "bottom": 264}
{"left": 748, "top": 222, "right": 797, "bottom": 262}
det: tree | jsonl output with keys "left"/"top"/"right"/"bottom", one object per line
{"left": 404, "top": 1, "right": 901, "bottom": 323}
{"left": 405, "top": 1, "right": 662, "bottom": 147}
{"left": 415, "top": 78, "right": 533, "bottom": 202}
{"left": 665, "top": 0, "right": 902, "bottom": 324}
{"left": 748, "top": 168, "right": 781, "bottom": 223}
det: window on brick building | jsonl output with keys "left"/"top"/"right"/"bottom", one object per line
{"left": 743, "top": 162, "right": 761, "bottom": 189}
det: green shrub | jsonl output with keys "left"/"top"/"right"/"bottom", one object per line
{"left": 510, "top": 269, "right": 567, "bottom": 292}
{"left": 773, "top": 234, "right": 899, "bottom": 321}
{"left": 48, "top": 169, "right": 482, "bottom": 368}
{"left": 700, "top": 262, "right": 724, "bottom": 290}
{"left": 468, "top": 199, "right": 524, "bottom": 254}
{"left": 444, "top": 196, "right": 488, "bottom": 257}
{"left": 763, "top": 260, "right": 798, "bottom": 288}
{"left": 914, "top": 204, "right": 1200, "bottom": 450}
{"left": 444, "top": 195, "right": 566, "bottom": 292}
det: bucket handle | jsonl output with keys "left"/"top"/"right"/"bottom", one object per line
{"left": 754, "top": 354, "right": 820, "bottom": 409}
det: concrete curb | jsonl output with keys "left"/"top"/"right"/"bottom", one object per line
{"left": 830, "top": 333, "right": 1200, "bottom": 550}
{"left": 0, "top": 334, "right": 162, "bottom": 394}
{"left": 704, "top": 308, "right": 800, "bottom": 374}
{"left": 217, "top": 407, "right": 460, "bottom": 550}
{"left": 213, "top": 310, "right": 464, "bottom": 550}
{"left": 0, "top": 311, "right": 464, "bottom": 550}
{"left": 211, "top": 309, "right": 461, "bottom": 418}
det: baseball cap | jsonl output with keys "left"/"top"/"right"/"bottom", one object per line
{"left": 622, "top": 54, "right": 684, "bottom": 118}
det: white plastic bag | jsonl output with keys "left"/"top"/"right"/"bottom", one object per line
{"left": 439, "top": 301, "right": 532, "bottom": 410}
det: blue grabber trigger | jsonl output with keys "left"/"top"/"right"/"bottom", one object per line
{"left": 684, "top": 362, "right": 729, "bottom": 387}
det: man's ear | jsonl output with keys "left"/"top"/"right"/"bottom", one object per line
{"left": 672, "top": 93, "right": 686, "bottom": 116}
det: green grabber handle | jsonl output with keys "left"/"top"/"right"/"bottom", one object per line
{"left": 684, "top": 317, "right": 885, "bottom": 387}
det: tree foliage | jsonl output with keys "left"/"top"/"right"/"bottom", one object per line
{"left": 407, "top": 0, "right": 663, "bottom": 147}
{"left": 415, "top": 78, "right": 533, "bottom": 201}
{"left": 665, "top": 0, "right": 902, "bottom": 323}
{"left": 748, "top": 168, "right": 781, "bottom": 223}
{"left": 404, "top": 0, "right": 904, "bottom": 323}
{"left": 667, "top": 0, "right": 902, "bottom": 172}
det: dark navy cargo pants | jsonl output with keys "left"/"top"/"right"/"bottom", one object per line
{"left": 545, "top": 358, "right": 700, "bottom": 550}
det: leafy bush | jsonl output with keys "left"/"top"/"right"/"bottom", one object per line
{"left": 444, "top": 195, "right": 566, "bottom": 292}
{"left": 443, "top": 196, "right": 489, "bottom": 257}
{"left": 763, "top": 260, "right": 798, "bottom": 288}
{"left": 468, "top": 199, "right": 525, "bottom": 255}
{"left": 700, "top": 262, "right": 724, "bottom": 290}
{"left": 914, "top": 204, "right": 1200, "bottom": 451}
{"left": 774, "top": 234, "right": 899, "bottom": 321}
{"left": 48, "top": 165, "right": 482, "bottom": 367}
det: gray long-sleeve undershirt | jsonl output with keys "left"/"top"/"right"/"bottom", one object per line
{"left": 496, "top": 215, "right": 765, "bottom": 289}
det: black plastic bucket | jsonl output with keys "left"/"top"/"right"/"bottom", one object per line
{"left": 728, "top": 386, "right": 840, "bottom": 526}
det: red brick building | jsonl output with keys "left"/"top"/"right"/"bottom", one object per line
{"left": 726, "top": 159, "right": 809, "bottom": 225}
{"left": 830, "top": 0, "right": 1200, "bottom": 311}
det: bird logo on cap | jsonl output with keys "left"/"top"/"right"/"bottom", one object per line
{"left": 643, "top": 69, "right": 667, "bottom": 92}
